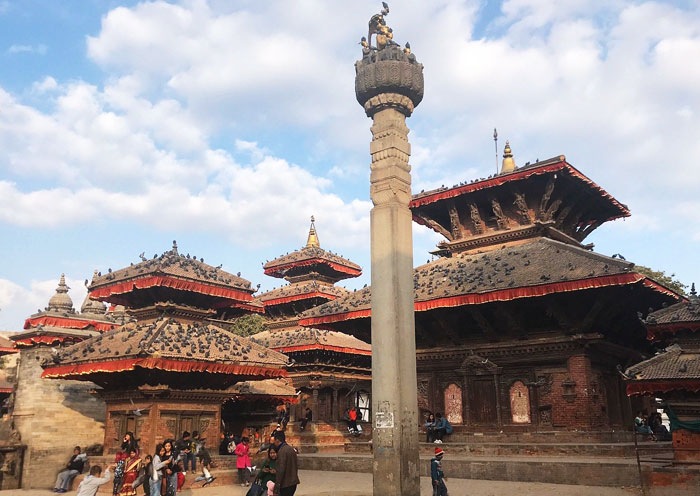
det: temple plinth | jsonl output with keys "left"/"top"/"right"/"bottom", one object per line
{"left": 355, "top": 5, "right": 423, "bottom": 495}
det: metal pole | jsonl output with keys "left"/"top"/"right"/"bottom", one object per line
{"left": 493, "top": 128, "right": 499, "bottom": 174}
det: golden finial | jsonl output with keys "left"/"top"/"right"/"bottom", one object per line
{"left": 501, "top": 140, "right": 516, "bottom": 173}
{"left": 305, "top": 216, "right": 320, "bottom": 248}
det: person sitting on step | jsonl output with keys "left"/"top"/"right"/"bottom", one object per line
{"left": 432, "top": 412, "right": 452, "bottom": 444}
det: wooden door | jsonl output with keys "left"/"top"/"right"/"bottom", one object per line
{"left": 469, "top": 378, "right": 497, "bottom": 425}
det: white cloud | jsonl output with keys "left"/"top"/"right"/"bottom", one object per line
{"left": 7, "top": 44, "right": 47, "bottom": 55}
{"left": 0, "top": 277, "right": 87, "bottom": 332}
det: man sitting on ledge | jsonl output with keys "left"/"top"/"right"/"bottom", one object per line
{"left": 432, "top": 412, "right": 452, "bottom": 444}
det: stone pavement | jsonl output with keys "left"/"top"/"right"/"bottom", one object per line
{"left": 1, "top": 470, "right": 641, "bottom": 496}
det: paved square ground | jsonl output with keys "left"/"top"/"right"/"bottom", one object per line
{"left": 1, "top": 470, "right": 641, "bottom": 496}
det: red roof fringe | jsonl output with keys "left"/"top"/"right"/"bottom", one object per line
{"left": 0, "top": 388, "right": 13, "bottom": 394}
{"left": 91, "top": 275, "right": 254, "bottom": 305}
{"left": 262, "top": 292, "right": 339, "bottom": 307}
{"left": 0, "top": 347, "right": 18, "bottom": 353}
{"left": 265, "top": 259, "right": 361, "bottom": 277}
{"left": 233, "top": 394, "right": 299, "bottom": 404}
{"left": 24, "top": 315, "right": 116, "bottom": 332}
{"left": 410, "top": 161, "right": 630, "bottom": 222}
{"left": 42, "top": 357, "right": 288, "bottom": 380}
{"left": 276, "top": 344, "right": 371, "bottom": 356}
{"left": 211, "top": 301, "right": 265, "bottom": 313}
{"left": 627, "top": 380, "right": 700, "bottom": 396}
{"left": 300, "top": 274, "right": 677, "bottom": 327}
{"left": 647, "top": 323, "right": 700, "bottom": 341}
{"left": 15, "top": 336, "right": 82, "bottom": 347}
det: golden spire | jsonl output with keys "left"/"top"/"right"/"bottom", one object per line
{"left": 305, "top": 216, "right": 320, "bottom": 248}
{"left": 501, "top": 140, "right": 516, "bottom": 173}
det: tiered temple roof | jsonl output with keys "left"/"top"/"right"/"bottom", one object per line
{"left": 42, "top": 243, "right": 289, "bottom": 389}
{"left": 262, "top": 218, "right": 362, "bottom": 284}
{"left": 14, "top": 274, "right": 119, "bottom": 348}
{"left": 299, "top": 238, "right": 678, "bottom": 341}
{"left": 626, "top": 288, "right": 699, "bottom": 395}
{"left": 252, "top": 327, "right": 371, "bottom": 356}
{"left": 89, "top": 242, "right": 261, "bottom": 315}
{"left": 42, "top": 317, "right": 288, "bottom": 388}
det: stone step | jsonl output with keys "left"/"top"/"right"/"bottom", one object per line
{"left": 428, "top": 429, "right": 635, "bottom": 444}
{"left": 345, "top": 440, "right": 672, "bottom": 458}
{"left": 298, "top": 453, "right": 642, "bottom": 487}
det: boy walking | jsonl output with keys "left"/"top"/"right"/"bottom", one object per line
{"left": 431, "top": 447, "right": 448, "bottom": 496}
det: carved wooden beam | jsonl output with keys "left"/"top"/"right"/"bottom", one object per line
{"left": 433, "top": 314, "right": 462, "bottom": 346}
{"left": 414, "top": 212, "right": 453, "bottom": 241}
{"left": 575, "top": 219, "right": 603, "bottom": 241}
{"left": 513, "top": 192, "right": 531, "bottom": 225}
{"left": 468, "top": 203, "right": 485, "bottom": 234}
{"left": 415, "top": 316, "right": 436, "bottom": 348}
{"left": 447, "top": 200, "right": 463, "bottom": 240}
{"left": 545, "top": 300, "right": 577, "bottom": 333}
{"left": 493, "top": 302, "right": 527, "bottom": 339}
{"left": 554, "top": 204, "right": 574, "bottom": 228}
{"left": 469, "top": 306, "right": 500, "bottom": 341}
{"left": 490, "top": 198, "right": 509, "bottom": 230}
{"left": 580, "top": 299, "right": 606, "bottom": 331}
{"left": 537, "top": 176, "right": 556, "bottom": 220}
{"left": 543, "top": 198, "right": 563, "bottom": 221}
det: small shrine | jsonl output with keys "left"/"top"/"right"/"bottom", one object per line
{"left": 252, "top": 219, "right": 371, "bottom": 423}
{"left": 42, "top": 243, "right": 289, "bottom": 455}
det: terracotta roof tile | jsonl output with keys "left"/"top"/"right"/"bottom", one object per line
{"left": 626, "top": 344, "right": 700, "bottom": 381}
{"left": 251, "top": 328, "right": 371, "bottom": 354}
{"left": 256, "top": 281, "right": 349, "bottom": 305}
{"left": 228, "top": 379, "right": 297, "bottom": 397}
{"left": 300, "top": 238, "right": 675, "bottom": 323}
{"left": 48, "top": 317, "right": 289, "bottom": 369}
{"left": 645, "top": 297, "right": 700, "bottom": 327}
{"left": 90, "top": 246, "right": 254, "bottom": 294}
{"left": 264, "top": 246, "right": 361, "bottom": 279}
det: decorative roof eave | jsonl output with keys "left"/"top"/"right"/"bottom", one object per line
{"left": 214, "top": 301, "right": 265, "bottom": 313}
{"left": 273, "top": 344, "right": 372, "bottom": 356}
{"left": 232, "top": 393, "right": 300, "bottom": 404}
{"left": 14, "top": 335, "right": 86, "bottom": 348}
{"left": 0, "top": 346, "right": 18, "bottom": 354}
{"left": 647, "top": 322, "right": 700, "bottom": 341}
{"left": 41, "top": 357, "right": 288, "bottom": 381}
{"left": 261, "top": 291, "right": 340, "bottom": 308}
{"left": 264, "top": 258, "right": 362, "bottom": 278}
{"left": 410, "top": 158, "right": 631, "bottom": 221}
{"left": 626, "top": 380, "right": 700, "bottom": 396}
{"left": 90, "top": 275, "right": 255, "bottom": 305}
{"left": 299, "top": 274, "right": 679, "bottom": 328}
{"left": 24, "top": 315, "right": 117, "bottom": 333}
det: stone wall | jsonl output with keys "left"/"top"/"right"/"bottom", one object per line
{"left": 12, "top": 347, "right": 105, "bottom": 488}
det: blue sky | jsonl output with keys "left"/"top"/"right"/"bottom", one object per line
{"left": 1, "top": 0, "right": 699, "bottom": 330}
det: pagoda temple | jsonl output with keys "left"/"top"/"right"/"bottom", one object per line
{"left": 41, "top": 243, "right": 289, "bottom": 456}
{"left": 626, "top": 285, "right": 700, "bottom": 459}
{"left": 9, "top": 274, "right": 121, "bottom": 488}
{"left": 300, "top": 147, "right": 682, "bottom": 431}
{"left": 252, "top": 219, "right": 372, "bottom": 423}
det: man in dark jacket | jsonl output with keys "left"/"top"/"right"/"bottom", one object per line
{"left": 272, "top": 431, "right": 299, "bottom": 496}
{"left": 53, "top": 446, "right": 86, "bottom": 492}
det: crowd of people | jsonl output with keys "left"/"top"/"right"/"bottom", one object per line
{"left": 423, "top": 412, "right": 453, "bottom": 444}
{"left": 52, "top": 426, "right": 301, "bottom": 496}
{"left": 635, "top": 410, "right": 671, "bottom": 441}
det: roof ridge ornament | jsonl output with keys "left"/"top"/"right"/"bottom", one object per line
{"left": 306, "top": 216, "right": 320, "bottom": 248}
{"left": 501, "top": 140, "right": 516, "bottom": 173}
{"left": 47, "top": 273, "right": 75, "bottom": 313}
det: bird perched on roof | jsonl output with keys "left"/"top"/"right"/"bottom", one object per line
{"left": 139, "top": 252, "right": 146, "bottom": 262}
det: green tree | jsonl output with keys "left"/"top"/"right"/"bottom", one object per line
{"left": 226, "top": 313, "right": 267, "bottom": 337}
{"left": 634, "top": 265, "right": 688, "bottom": 296}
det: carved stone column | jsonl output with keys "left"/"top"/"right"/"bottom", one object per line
{"left": 355, "top": 28, "right": 424, "bottom": 495}
{"left": 332, "top": 388, "right": 339, "bottom": 422}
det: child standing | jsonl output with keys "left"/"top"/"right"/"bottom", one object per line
{"left": 234, "top": 437, "right": 251, "bottom": 487}
{"left": 431, "top": 447, "right": 448, "bottom": 496}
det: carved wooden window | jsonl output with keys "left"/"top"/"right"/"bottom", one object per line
{"left": 161, "top": 411, "right": 214, "bottom": 439}
{"left": 444, "top": 383, "right": 463, "bottom": 424}
{"left": 509, "top": 381, "right": 531, "bottom": 424}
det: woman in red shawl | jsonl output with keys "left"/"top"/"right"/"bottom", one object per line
{"left": 119, "top": 448, "right": 142, "bottom": 496}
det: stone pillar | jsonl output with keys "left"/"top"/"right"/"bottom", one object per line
{"left": 356, "top": 39, "right": 424, "bottom": 493}
{"left": 332, "top": 388, "right": 339, "bottom": 422}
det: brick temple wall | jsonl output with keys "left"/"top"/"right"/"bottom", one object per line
{"left": 12, "top": 347, "right": 105, "bottom": 488}
{"left": 673, "top": 429, "right": 700, "bottom": 462}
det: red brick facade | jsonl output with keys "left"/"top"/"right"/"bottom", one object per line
{"left": 102, "top": 395, "right": 222, "bottom": 455}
